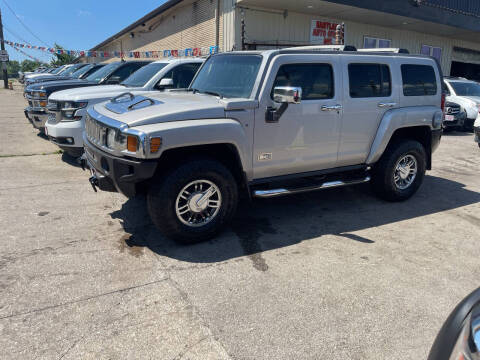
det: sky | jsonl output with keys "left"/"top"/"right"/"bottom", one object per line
{"left": 1, "top": 0, "right": 168, "bottom": 63}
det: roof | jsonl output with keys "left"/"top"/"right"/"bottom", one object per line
{"left": 91, "top": 0, "right": 184, "bottom": 51}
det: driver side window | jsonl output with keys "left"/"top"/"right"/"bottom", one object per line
{"left": 156, "top": 63, "right": 202, "bottom": 90}
{"left": 271, "top": 63, "right": 334, "bottom": 100}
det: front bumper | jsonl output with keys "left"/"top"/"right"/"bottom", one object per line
{"left": 474, "top": 127, "right": 480, "bottom": 144}
{"left": 83, "top": 135, "right": 158, "bottom": 198}
{"left": 24, "top": 107, "right": 48, "bottom": 131}
{"left": 443, "top": 111, "right": 466, "bottom": 128}
{"left": 45, "top": 116, "right": 84, "bottom": 150}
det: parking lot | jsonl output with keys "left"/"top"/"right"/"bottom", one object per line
{"left": 0, "top": 84, "right": 479, "bottom": 359}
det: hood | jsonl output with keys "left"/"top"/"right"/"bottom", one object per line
{"left": 95, "top": 92, "right": 227, "bottom": 127}
{"left": 25, "top": 73, "right": 55, "bottom": 80}
{"left": 26, "top": 75, "right": 72, "bottom": 84}
{"left": 462, "top": 96, "right": 480, "bottom": 104}
{"left": 50, "top": 85, "right": 142, "bottom": 102}
{"left": 27, "top": 79, "right": 97, "bottom": 95}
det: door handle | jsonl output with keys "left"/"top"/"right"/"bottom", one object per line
{"left": 321, "top": 104, "right": 343, "bottom": 112}
{"left": 378, "top": 102, "right": 396, "bottom": 108}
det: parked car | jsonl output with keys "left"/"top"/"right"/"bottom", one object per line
{"left": 474, "top": 115, "right": 480, "bottom": 148}
{"left": 19, "top": 67, "right": 51, "bottom": 83}
{"left": 24, "top": 63, "right": 105, "bottom": 87}
{"left": 24, "top": 61, "right": 150, "bottom": 133}
{"left": 83, "top": 46, "right": 443, "bottom": 243}
{"left": 428, "top": 287, "right": 480, "bottom": 360}
{"left": 22, "top": 64, "right": 71, "bottom": 84}
{"left": 45, "top": 59, "right": 203, "bottom": 157}
{"left": 444, "top": 77, "right": 480, "bottom": 131}
{"left": 24, "top": 63, "right": 88, "bottom": 86}
{"left": 443, "top": 100, "right": 466, "bottom": 131}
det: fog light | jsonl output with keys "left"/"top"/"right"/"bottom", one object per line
{"left": 150, "top": 137, "right": 162, "bottom": 153}
{"left": 66, "top": 137, "right": 74, "bottom": 144}
{"left": 127, "top": 136, "right": 138, "bottom": 152}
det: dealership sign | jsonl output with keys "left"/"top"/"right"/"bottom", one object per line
{"left": 0, "top": 50, "right": 9, "bottom": 62}
{"left": 310, "top": 20, "right": 339, "bottom": 44}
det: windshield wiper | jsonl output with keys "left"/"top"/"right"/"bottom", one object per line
{"left": 191, "top": 88, "right": 223, "bottom": 98}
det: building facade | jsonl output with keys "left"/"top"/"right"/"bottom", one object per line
{"left": 91, "top": 0, "right": 480, "bottom": 79}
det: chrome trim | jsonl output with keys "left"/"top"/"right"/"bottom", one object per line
{"left": 86, "top": 107, "right": 147, "bottom": 158}
{"left": 253, "top": 177, "right": 371, "bottom": 198}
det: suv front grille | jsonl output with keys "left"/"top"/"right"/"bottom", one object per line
{"left": 85, "top": 114, "right": 107, "bottom": 147}
{"left": 445, "top": 105, "right": 460, "bottom": 115}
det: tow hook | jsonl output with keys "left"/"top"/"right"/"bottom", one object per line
{"left": 79, "top": 153, "right": 87, "bottom": 171}
{"left": 89, "top": 175, "right": 98, "bottom": 192}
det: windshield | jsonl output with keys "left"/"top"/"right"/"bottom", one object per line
{"left": 121, "top": 62, "right": 168, "bottom": 87}
{"left": 191, "top": 54, "right": 263, "bottom": 98}
{"left": 71, "top": 64, "right": 93, "bottom": 78}
{"left": 450, "top": 82, "right": 480, "bottom": 97}
{"left": 50, "top": 66, "right": 65, "bottom": 74}
{"left": 56, "top": 66, "right": 73, "bottom": 75}
{"left": 85, "top": 62, "right": 120, "bottom": 83}
{"left": 62, "top": 64, "right": 84, "bottom": 77}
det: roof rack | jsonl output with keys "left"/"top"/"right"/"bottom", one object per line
{"left": 358, "top": 48, "right": 410, "bottom": 54}
{"left": 284, "top": 45, "right": 357, "bottom": 52}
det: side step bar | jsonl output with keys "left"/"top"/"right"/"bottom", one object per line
{"left": 253, "top": 176, "right": 371, "bottom": 198}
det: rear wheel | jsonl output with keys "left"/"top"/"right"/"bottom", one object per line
{"left": 371, "top": 140, "right": 426, "bottom": 202}
{"left": 147, "top": 158, "right": 238, "bottom": 244}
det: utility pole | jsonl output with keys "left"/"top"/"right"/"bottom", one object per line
{"left": 0, "top": 7, "right": 8, "bottom": 89}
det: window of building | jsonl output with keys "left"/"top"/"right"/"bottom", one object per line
{"left": 401, "top": 64, "right": 437, "bottom": 96}
{"left": 348, "top": 64, "right": 391, "bottom": 98}
{"left": 271, "top": 63, "right": 334, "bottom": 100}
{"left": 421, "top": 45, "right": 442, "bottom": 62}
{"left": 363, "top": 36, "right": 392, "bottom": 49}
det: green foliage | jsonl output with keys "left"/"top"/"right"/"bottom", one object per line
{"left": 6, "top": 60, "right": 21, "bottom": 77}
{"left": 20, "top": 59, "right": 42, "bottom": 73}
{"left": 50, "top": 43, "right": 76, "bottom": 66}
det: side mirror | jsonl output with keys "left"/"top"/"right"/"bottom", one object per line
{"left": 266, "top": 86, "right": 302, "bottom": 123}
{"left": 105, "top": 75, "right": 121, "bottom": 84}
{"left": 428, "top": 287, "right": 480, "bottom": 360}
{"left": 157, "top": 78, "right": 174, "bottom": 89}
{"left": 273, "top": 86, "right": 302, "bottom": 104}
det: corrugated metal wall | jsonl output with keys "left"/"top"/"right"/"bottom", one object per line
{"left": 97, "top": 0, "right": 224, "bottom": 61}
{"left": 239, "top": 6, "right": 480, "bottom": 74}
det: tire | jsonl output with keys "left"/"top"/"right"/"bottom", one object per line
{"left": 147, "top": 158, "right": 238, "bottom": 244}
{"left": 371, "top": 140, "right": 426, "bottom": 202}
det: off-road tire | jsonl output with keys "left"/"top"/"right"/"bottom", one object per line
{"left": 147, "top": 158, "right": 238, "bottom": 244}
{"left": 371, "top": 140, "right": 426, "bottom": 202}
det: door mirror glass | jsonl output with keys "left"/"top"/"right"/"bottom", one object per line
{"left": 106, "top": 75, "right": 121, "bottom": 84}
{"left": 273, "top": 86, "right": 302, "bottom": 104}
{"left": 158, "top": 78, "right": 174, "bottom": 88}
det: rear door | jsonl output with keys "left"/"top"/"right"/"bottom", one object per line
{"left": 337, "top": 56, "right": 399, "bottom": 166}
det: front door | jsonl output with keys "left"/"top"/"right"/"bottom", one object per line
{"left": 253, "top": 55, "right": 343, "bottom": 179}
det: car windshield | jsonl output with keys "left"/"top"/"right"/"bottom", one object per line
{"left": 85, "top": 62, "right": 120, "bottom": 83}
{"left": 450, "top": 82, "right": 480, "bottom": 97}
{"left": 121, "top": 62, "right": 168, "bottom": 87}
{"left": 56, "top": 66, "right": 73, "bottom": 75}
{"left": 71, "top": 64, "right": 94, "bottom": 78}
{"left": 190, "top": 54, "right": 263, "bottom": 98}
{"left": 62, "top": 65, "right": 84, "bottom": 77}
{"left": 50, "top": 66, "right": 65, "bottom": 74}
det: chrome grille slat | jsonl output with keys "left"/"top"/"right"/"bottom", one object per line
{"left": 86, "top": 114, "right": 109, "bottom": 147}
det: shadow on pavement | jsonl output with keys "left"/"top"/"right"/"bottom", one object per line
{"left": 110, "top": 175, "right": 480, "bottom": 264}
{"left": 61, "top": 152, "right": 82, "bottom": 167}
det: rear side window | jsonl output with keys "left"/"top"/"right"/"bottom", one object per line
{"left": 348, "top": 63, "right": 391, "bottom": 98}
{"left": 401, "top": 64, "right": 437, "bottom": 96}
{"left": 271, "top": 63, "right": 334, "bottom": 100}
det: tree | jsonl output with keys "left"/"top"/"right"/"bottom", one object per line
{"left": 21, "top": 59, "right": 42, "bottom": 72}
{"left": 50, "top": 43, "right": 77, "bottom": 66}
{"left": 6, "top": 60, "right": 21, "bottom": 77}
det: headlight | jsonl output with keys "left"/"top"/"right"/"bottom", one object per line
{"left": 33, "top": 91, "right": 47, "bottom": 99}
{"left": 105, "top": 128, "right": 127, "bottom": 151}
{"left": 61, "top": 101, "right": 88, "bottom": 121}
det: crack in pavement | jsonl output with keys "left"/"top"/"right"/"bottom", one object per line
{"left": 0, "top": 151, "right": 62, "bottom": 158}
{"left": 0, "top": 278, "right": 169, "bottom": 321}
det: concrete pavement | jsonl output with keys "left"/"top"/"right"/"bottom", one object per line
{"left": 0, "top": 86, "right": 479, "bottom": 359}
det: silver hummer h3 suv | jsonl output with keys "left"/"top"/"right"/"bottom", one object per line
{"left": 83, "top": 46, "right": 443, "bottom": 243}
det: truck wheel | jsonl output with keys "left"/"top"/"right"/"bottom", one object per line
{"left": 371, "top": 140, "right": 426, "bottom": 202}
{"left": 147, "top": 158, "right": 238, "bottom": 244}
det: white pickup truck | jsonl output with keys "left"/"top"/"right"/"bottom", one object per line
{"left": 45, "top": 59, "right": 203, "bottom": 156}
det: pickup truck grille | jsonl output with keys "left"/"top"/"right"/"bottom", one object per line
{"left": 85, "top": 114, "right": 107, "bottom": 147}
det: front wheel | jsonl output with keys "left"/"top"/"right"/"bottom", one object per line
{"left": 371, "top": 140, "right": 426, "bottom": 202}
{"left": 147, "top": 158, "right": 238, "bottom": 244}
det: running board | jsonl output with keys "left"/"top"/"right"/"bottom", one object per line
{"left": 253, "top": 176, "right": 371, "bottom": 198}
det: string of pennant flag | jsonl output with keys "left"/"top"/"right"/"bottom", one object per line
{"left": 12, "top": 46, "right": 46, "bottom": 63}
{"left": 3, "top": 40, "right": 220, "bottom": 58}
